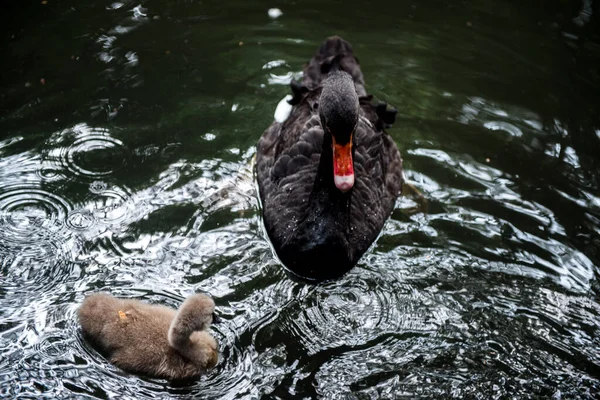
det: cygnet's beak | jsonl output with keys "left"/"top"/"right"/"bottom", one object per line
{"left": 211, "top": 312, "right": 221, "bottom": 324}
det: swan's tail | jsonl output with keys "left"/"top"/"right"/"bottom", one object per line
{"left": 302, "top": 36, "right": 366, "bottom": 96}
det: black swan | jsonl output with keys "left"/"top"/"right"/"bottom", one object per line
{"left": 78, "top": 293, "right": 219, "bottom": 380}
{"left": 256, "top": 36, "right": 403, "bottom": 280}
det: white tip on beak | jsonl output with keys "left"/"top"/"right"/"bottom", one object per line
{"left": 334, "top": 174, "right": 354, "bottom": 192}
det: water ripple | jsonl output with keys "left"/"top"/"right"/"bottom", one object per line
{"left": 0, "top": 175, "right": 86, "bottom": 313}
{"left": 2, "top": 1, "right": 600, "bottom": 398}
{"left": 45, "top": 124, "right": 128, "bottom": 180}
{"left": 66, "top": 209, "right": 97, "bottom": 231}
{"left": 279, "top": 270, "right": 457, "bottom": 355}
{"left": 0, "top": 187, "right": 70, "bottom": 241}
{"left": 90, "top": 186, "right": 134, "bottom": 225}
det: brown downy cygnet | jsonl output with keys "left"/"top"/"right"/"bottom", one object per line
{"left": 78, "top": 293, "right": 219, "bottom": 380}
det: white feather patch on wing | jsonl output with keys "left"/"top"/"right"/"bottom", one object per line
{"left": 274, "top": 95, "right": 293, "bottom": 123}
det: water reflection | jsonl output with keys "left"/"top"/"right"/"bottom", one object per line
{"left": 1, "top": 0, "right": 600, "bottom": 398}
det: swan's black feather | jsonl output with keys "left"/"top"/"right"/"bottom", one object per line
{"left": 256, "top": 36, "right": 403, "bottom": 280}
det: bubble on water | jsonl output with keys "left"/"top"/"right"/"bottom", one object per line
{"left": 66, "top": 209, "right": 96, "bottom": 231}
{"left": 36, "top": 167, "right": 67, "bottom": 182}
{"left": 90, "top": 186, "right": 134, "bottom": 225}
{"left": 89, "top": 180, "right": 108, "bottom": 194}
{"left": 268, "top": 8, "right": 282, "bottom": 19}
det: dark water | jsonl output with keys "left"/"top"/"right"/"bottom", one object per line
{"left": 1, "top": 0, "right": 600, "bottom": 398}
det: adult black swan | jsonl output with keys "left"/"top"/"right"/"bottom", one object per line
{"left": 256, "top": 36, "right": 403, "bottom": 280}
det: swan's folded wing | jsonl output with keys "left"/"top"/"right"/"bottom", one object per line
{"left": 382, "top": 132, "right": 403, "bottom": 198}
{"left": 348, "top": 124, "right": 384, "bottom": 243}
{"left": 257, "top": 114, "right": 324, "bottom": 247}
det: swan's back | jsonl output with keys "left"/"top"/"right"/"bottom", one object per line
{"left": 302, "top": 35, "right": 365, "bottom": 96}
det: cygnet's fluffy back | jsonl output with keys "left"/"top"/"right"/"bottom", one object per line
{"left": 78, "top": 293, "right": 218, "bottom": 380}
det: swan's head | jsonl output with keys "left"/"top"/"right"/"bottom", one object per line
{"left": 319, "top": 70, "right": 359, "bottom": 192}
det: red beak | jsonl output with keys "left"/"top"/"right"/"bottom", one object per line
{"left": 332, "top": 135, "right": 354, "bottom": 192}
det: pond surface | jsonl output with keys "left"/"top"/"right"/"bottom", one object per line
{"left": 1, "top": 0, "right": 600, "bottom": 398}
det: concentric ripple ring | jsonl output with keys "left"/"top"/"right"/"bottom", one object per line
{"left": 45, "top": 124, "right": 128, "bottom": 179}
{"left": 65, "top": 132, "right": 128, "bottom": 177}
{"left": 0, "top": 185, "right": 81, "bottom": 297}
